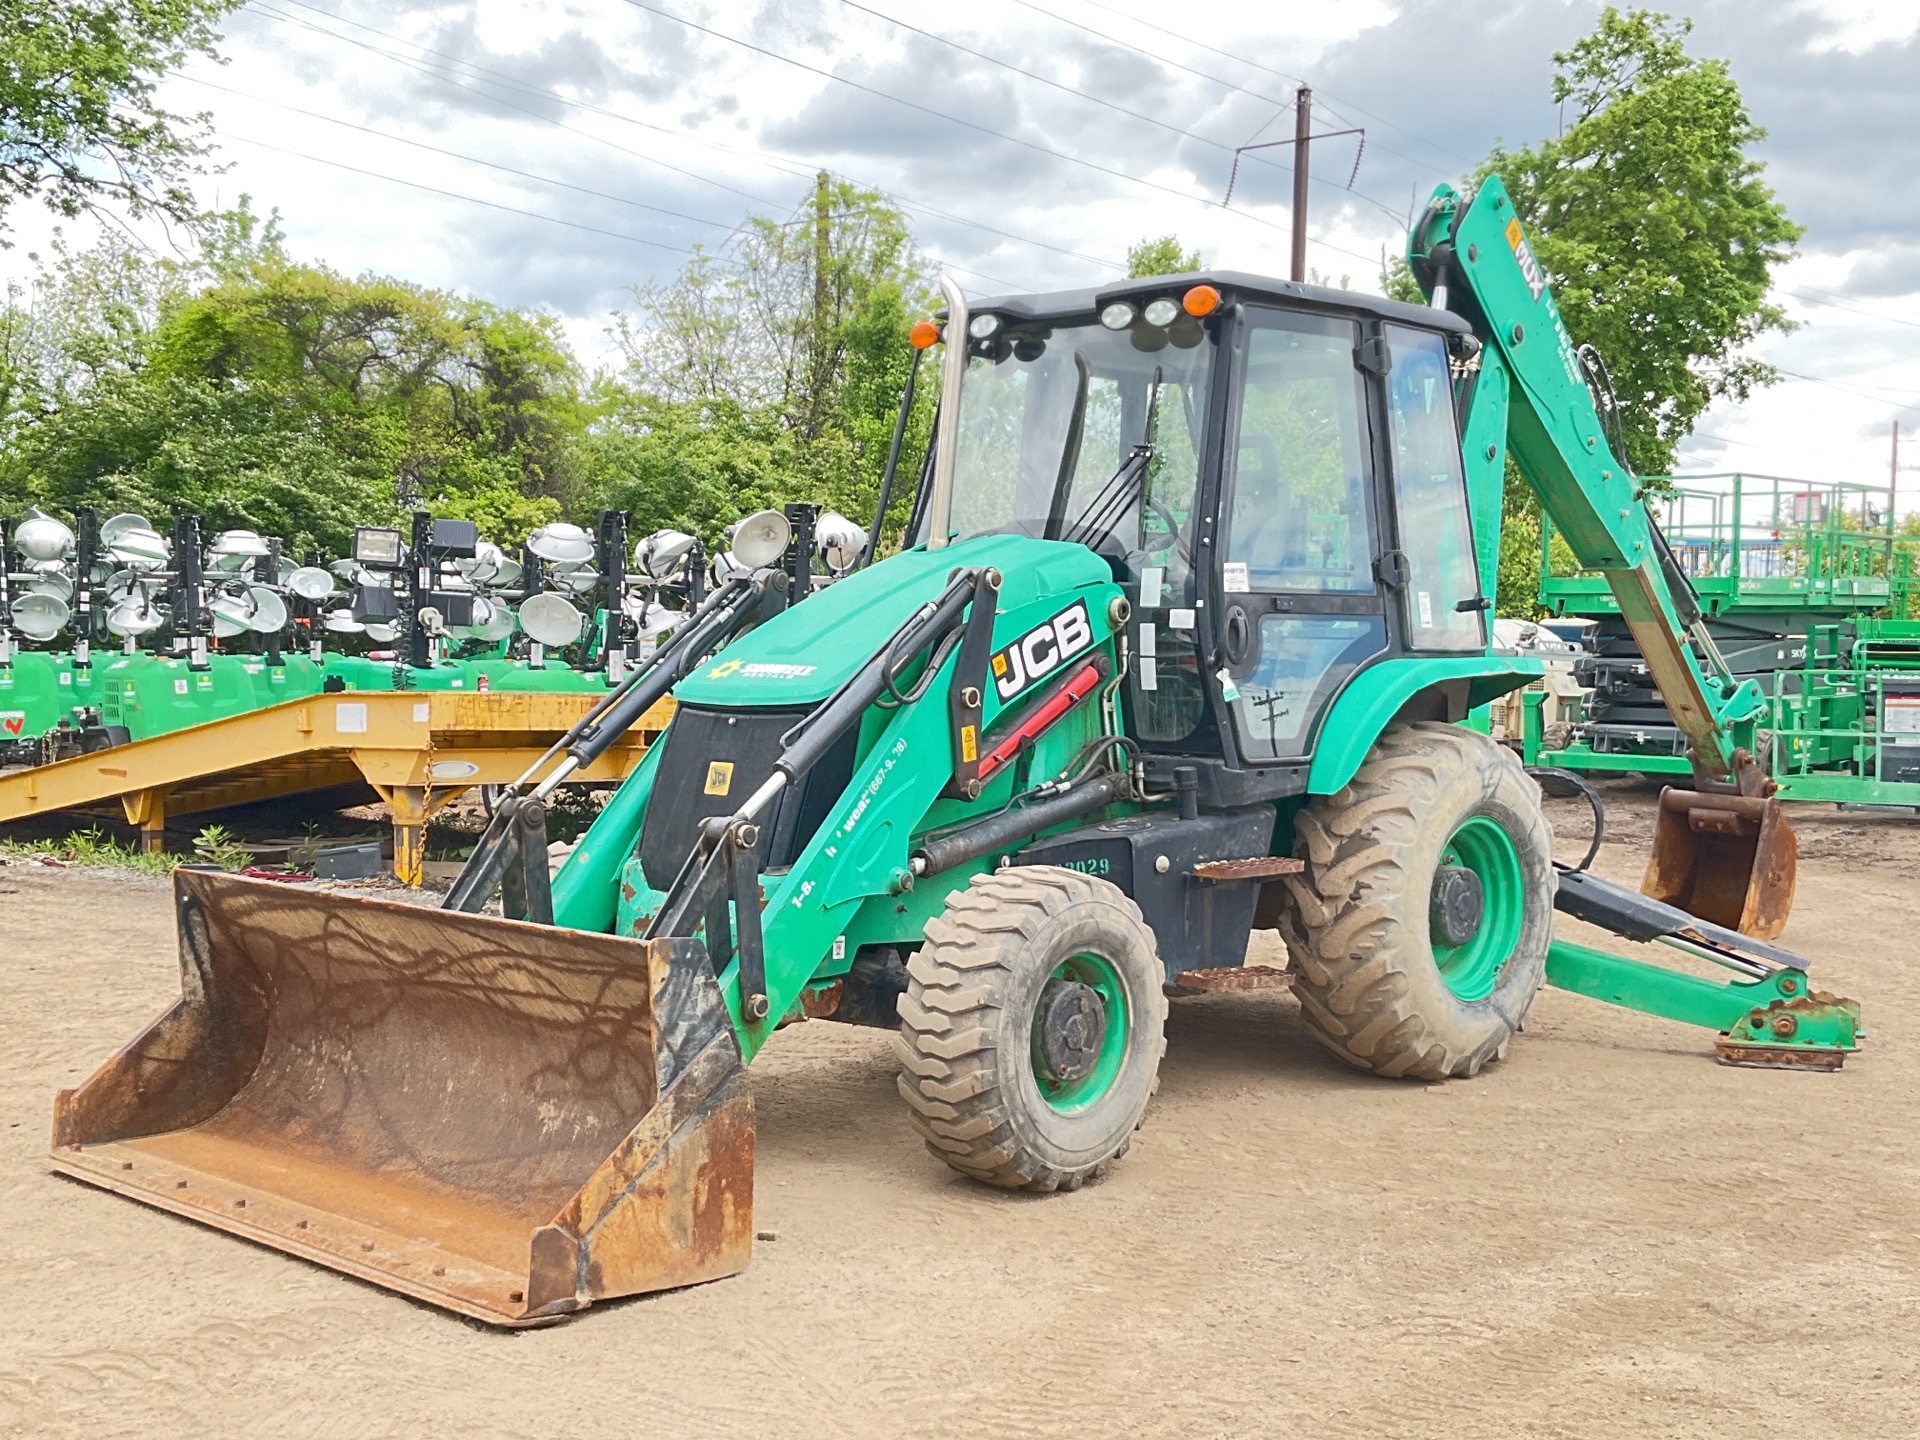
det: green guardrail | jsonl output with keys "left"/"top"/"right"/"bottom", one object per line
{"left": 1541, "top": 471, "right": 1911, "bottom": 620}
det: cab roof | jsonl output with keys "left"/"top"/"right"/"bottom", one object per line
{"left": 969, "top": 269, "right": 1471, "bottom": 336}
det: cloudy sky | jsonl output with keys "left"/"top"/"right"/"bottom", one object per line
{"left": 15, "top": 0, "right": 1920, "bottom": 501}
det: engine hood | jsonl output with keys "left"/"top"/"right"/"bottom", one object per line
{"left": 673, "top": 533, "right": 1114, "bottom": 709}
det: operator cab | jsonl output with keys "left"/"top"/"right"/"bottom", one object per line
{"left": 918, "top": 271, "right": 1490, "bottom": 805}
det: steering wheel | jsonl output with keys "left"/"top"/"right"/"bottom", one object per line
{"left": 1142, "top": 494, "right": 1195, "bottom": 569}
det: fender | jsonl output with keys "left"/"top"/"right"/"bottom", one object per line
{"left": 1305, "top": 656, "right": 1543, "bottom": 796}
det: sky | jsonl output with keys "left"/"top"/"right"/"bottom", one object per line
{"left": 10, "top": 0, "right": 1920, "bottom": 502}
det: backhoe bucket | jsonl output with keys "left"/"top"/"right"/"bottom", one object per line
{"left": 51, "top": 871, "right": 752, "bottom": 1327}
{"left": 1641, "top": 788, "right": 1797, "bottom": 940}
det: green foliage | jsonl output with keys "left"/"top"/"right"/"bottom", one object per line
{"left": 0, "top": 0, "right": 241, "bottom": 240}
{"left": 1126, "top": 235, "right": 1200, "bottom": 278}
{"left": 1494, "top": 460, "right": 1580, "bottom": 617}
{"left": 1389, "top": 9, "right": 1799, "bottom": 612}
{"left": 613, "top": 175, "right": 935, "bottom": 552}
{"left": 1379, "top": 253, "right": 1423, "bottom": 306}
{"left": 191, "top": 823, "right": 251, "bottom": 870}
{"left": 1486, "top": 7, "right": 1800, "bottom": 474}
{"left": 0, "top": 825, "right": 179, "bottom": 874}
{"left": 0, "top": 208, "right": 591, "bottom": 552}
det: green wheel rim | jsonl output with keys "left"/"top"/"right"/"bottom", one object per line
{"left": 1032, "top": 953, "right": 1129, "bottom": 1113}
{"left": 1431, "top": 815, "right": 1525, "bottom": 1003}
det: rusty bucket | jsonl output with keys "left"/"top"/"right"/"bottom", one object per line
{"left": 1641, "top": 789, "right": 1798, "bottom": 940}
{"left": 52, "top": 871, "right": 752, "bottom": 1326}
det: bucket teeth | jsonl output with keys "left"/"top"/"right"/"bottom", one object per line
{"left": 52, "top": 871, "right": 753, "bottom": 1326}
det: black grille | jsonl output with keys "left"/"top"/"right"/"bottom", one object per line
{"left": 638, "top": 704, "right": 862, "bottom": 891}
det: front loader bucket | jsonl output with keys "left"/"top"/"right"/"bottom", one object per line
{"left": 51, "top": 871, "right": 752, "bottom": 1327}
{"left": 1641, "top": 788, "right": 1798, "bottom": 940}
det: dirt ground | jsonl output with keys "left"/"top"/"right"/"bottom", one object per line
{"left": 1, "top": 786, "right": 1916, "bottom": 1439}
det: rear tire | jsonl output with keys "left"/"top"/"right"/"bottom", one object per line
{"left": 1278, "top": 722, "right": 1553, "bottom": 1080}
{"left": 895, "top": 868, "right": 1167, "bottom": 1192}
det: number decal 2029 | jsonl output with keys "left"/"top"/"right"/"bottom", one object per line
{"left": 989, "top": 600, "right": 1094, "bottom": 703}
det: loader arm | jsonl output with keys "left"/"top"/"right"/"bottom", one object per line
{"left": 1408, "top": 177, "right": 1762, "bottom": 790}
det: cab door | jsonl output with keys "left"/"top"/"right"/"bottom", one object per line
{"left": 1212, "top": 307, "right": 1389, "bottom": 763}
{"left": 1379, "top": 323, "right": 1486, "bottom": 653}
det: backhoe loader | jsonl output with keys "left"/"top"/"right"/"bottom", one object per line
{"left": 54, "top": 176, "right": 1858, "bottom": 1325}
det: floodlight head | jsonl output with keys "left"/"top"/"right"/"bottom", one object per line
{"left": 729, "top": 509, "right": 792, "bottom": 570}
{"left": 517, "top": 590, "right": 585, "bottom": 647}
{"left": 246, "top": 586, "right": 289, "bottom": 634}
{"left": 353, "top": 526, "right": 407, "bottom": 569}
{"left": 814, "top": 510, "right": 870, "bottom": 574}
{"left": 525, "top": 522, "right": 595, "bottom": 564}
{"left": 107, "top": 597, "right": 164, "bottom": 637}
{"left": 634, "top": 528, "right": 697, "bottom": 579}
{"left": 11, "top": 591, "right": 69, "bottom": 640}
{"left": 287, "top": 566, "right": 337, "bottom": 601}
{"left": 15, "top": 507, "right": 73, "bottom": 563}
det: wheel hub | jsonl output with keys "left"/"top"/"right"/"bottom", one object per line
{"left": 1035, "top": 978, "right": 1108, "bottom": 1085}
{"left": 1429, "top": 864, "right": 1485, "bottom": 949}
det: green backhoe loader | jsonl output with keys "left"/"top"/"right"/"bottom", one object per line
{"left": 54, "top": 177, "right": 1857, "bottom": 1326}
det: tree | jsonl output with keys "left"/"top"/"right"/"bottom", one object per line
{"left": 1377, "top": 8, "right": 1799, "bottom": 613}
{"left": 614, "top": 176, "right": 935, "bottom": 550}
{"left": 0, "top": 219, "right": 588, "bottom": 553}
{"left": 1126, "top": 235, "right": 1199, "bottom": 278}
{"left": 1488, "top": 8, "right": 1800, "bottom": 475}
{"left": 0, "top": 0, "right": 242, "bottom": 242}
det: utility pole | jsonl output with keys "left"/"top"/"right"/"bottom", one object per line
{"left": 1290, "top": 85, "right": 1311, "bottom": 283}
{"left": 810, "top": 169, "right": 832, "bottom": 439}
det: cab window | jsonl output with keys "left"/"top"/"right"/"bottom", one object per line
{"left": 1384, "top": 325, "right": 1482, "bottom": 651}
{"left": 1223, "top": 314, "right": 1375, "bottom": 593}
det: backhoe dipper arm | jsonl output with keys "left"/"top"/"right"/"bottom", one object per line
{"left": 1408, "top": 176, "right": 1761, "bottom": 788}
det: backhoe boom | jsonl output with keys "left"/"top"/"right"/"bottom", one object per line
{"left": 1409, "top": 177, "right": 1763, "bottom": 788}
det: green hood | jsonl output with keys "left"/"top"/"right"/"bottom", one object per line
{"left": 673, "top": 534, "right": 1114, "bottom": 708}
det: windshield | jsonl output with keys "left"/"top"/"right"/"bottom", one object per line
{"left": 928, "top": 315, "right": 1213, "bottom": 561}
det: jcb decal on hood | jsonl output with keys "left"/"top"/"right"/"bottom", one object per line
{"left": 990, "top": 600, "right": 1093, "bottom": 702}
{"left": 1504, "top": 216, "right": 1547, "bottom": 302}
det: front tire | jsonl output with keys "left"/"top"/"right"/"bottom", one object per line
{"left": 895, "top": 868, "right": 1168, "bottom": 1192}
{"left": 1279, "top": 722, "right": 1553, "bottom": 1080}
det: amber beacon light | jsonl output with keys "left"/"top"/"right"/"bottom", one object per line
{"left": 1182, "top": 284, "right": 1221, "bottom": 317}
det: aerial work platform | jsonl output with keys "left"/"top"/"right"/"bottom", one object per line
{"left": 0, "top": 690, "right": 671, "bottom": 883}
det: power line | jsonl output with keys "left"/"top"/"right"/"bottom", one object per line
{"left": 182, "top": 74, "right": 742, "bottom": 234}
{"left": 1789, "top": 286, "right": 1920, "bottom": 332}
{"left": 618, "top": 0, "right": 1384, "bottom": 271}
{"left": 259, "top": 2, "right": 794, "bottom": 209}
{"left": 1005, "top": 0, "right": 1462, "bottom": 185}
{"left": 1064, "top": 0, "right": 1482, "bottom": 172}
{"left": 834, "top": 0, "right": 1401, "bottom": 225}
{"left": 229, "top": 16, "right": 1030, "bottom": 291}
{"left": 265, "top": 0, "right": 1122, "bottom": 274}
{"left": 1776, "top": 367, "right": 1920, "bottom": 413}
{"left": 222, "top": 133, "right": 696, "bottom": 254}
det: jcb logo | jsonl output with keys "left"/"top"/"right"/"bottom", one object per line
{"left": 990, "top": 600, "right": 1094, "bottom": 703}
{"left": 1505, "top": 216, "right": 1547, "bottom": 303}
